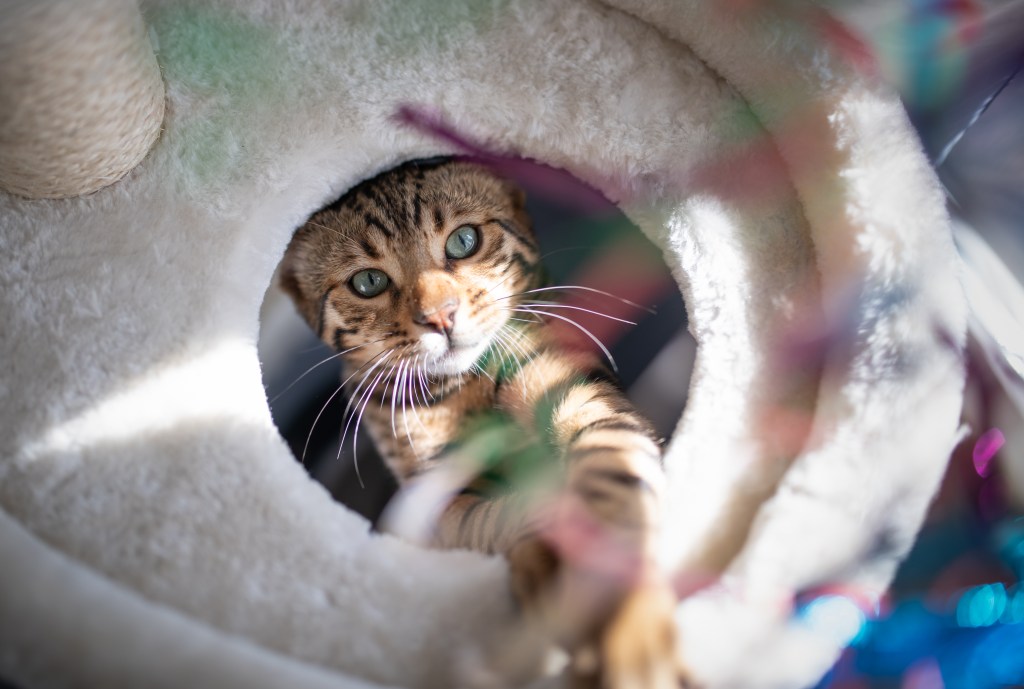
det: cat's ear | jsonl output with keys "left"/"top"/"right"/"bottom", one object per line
{"left": 506, "top": 183, "right": 533, "bottom": 237}
{"left": 509, "top": 184, "right": 527, "bottom": 211}
{"left": 278, "top": 234, "right": 319, "bottom": 331}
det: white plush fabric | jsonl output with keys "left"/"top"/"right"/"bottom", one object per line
{"left": 0, "top": 1, "right": 966, "bottom": 688}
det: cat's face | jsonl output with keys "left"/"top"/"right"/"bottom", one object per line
{"left": 281, "top": 160, "right": 540, "bottom": 377}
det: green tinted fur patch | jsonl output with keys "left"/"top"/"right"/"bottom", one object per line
{"left": 474, "top": 332, "right": 541, "bottom": 387}
{"left": 447, "top": 410, "right": 554, "bottom": 497}
{"left": 147, "top": 5, "right": 289, "bottom": 187}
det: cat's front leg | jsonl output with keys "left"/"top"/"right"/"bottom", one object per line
{"left": 502, "top": 499, "right": 682, "bottom": 689}
{"left": 501, "top": 359, "right": 682, "bottom": 688}
{"left": 429, "top": 443, "right": 682, "bottom": 689}
{"left": 536, "top": 372, "right": 679, "bottom": 683}
{"left": 554, "top": 438, "right": 681, "bottom": 689}
{"left": 432, "top": 490, "right": 537, "bottom": 554}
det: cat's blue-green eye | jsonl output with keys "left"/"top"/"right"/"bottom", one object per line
{"left": 445, "top": 225, "right": 479, "bottom": 259}
{"left": 350, "top": 269, "right": 390, "bottom": 298}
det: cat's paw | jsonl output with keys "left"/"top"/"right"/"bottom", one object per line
{"left": 508, "top": 538, "right": 685, "bottom": 689}
{"left": 593, "top": 578, "right": 684, "bottom": 689}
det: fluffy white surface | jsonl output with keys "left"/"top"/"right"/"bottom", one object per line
{"left": 607, "top": 2, "right": 966, "bottom": 685}
{"left": 0, "top": 1, "right": 965, "bottom": 688}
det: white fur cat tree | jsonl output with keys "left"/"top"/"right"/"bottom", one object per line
{"left": 0, "top": 1, "right": 967, "bottom": 688}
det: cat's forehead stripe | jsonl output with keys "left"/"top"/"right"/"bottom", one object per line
{"left": 359, "top": 184, "right": 383, "bottom": 207}
{"left": 412, "top": 189, "right": 423, "bottom": 230}
{"left": 363, "top": 213, "right": 393, "bottom": 239}
{"left": 359, "top": 237, "right": 381, "bottom": 260}
{"left": 479, "top": 232, "right": 507, "bottom": 265}
{"left": 491, "top": 218, "right": 538, "bottom": 252}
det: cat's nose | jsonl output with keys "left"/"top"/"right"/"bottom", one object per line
{"left": 414, "top": 297, "right": 459, "bottom": 335}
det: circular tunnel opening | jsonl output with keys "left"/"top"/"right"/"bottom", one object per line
{"left": 257, "top": 161, "right": 695, "bottom": 523}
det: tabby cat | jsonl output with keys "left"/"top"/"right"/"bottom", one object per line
{"left": 280, "top": 158, "right": 680, "bottom": 688}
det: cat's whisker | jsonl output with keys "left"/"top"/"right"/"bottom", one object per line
{"left": 497, "top": 303, "right": 544, "bottom": 324}
{"left": 389, "top": 357, "right": 407, "bottom": 440}
{"left": 504, "top": 327, "right": 532, "bottom": 366}
{"left": 301, "top": 347, "right": 390, "bottom": 465}
{"left": 347, "top": 343, "right": 411, "bottom": 483}
{"left": 491, "top": 327, "right": 528, "bottom": 397}
{"left": 496, "top": 322, "right": 533, "bottom": 363}
{"left": 340, "top": 347, "right": 399, "bottom": 424}
{"left": 489, "top": 328, "right": 516, "bottom": 370}
{"left": 491, "top": 323, "right": 524, "bottom": 389}
{"left": 380, "top": 354, "right": 402, "bottom": 412}
{"left": 499, "top": 319, "right": 532, "bottom": 352}
{"left": 340, "top": 366, "right": 384, "bottom": 441}
{"left": 518, "top": 300, "right": 637, "bottom": 326}
{"left": 418, "top": 362, "right": 435, "bottom": 403}
{"left": 395, "top": 357, "right": 407, "bottom": 425}
{"left": 339, "top": 349, "right": 396, "bottom": 458}
{"left": 513, "top": 307, "right": 619, "bottom": 373}
{"left": 498, "top": 285, "right": 656, "bottom": 314}
{"left": 297, "top": 342, "right": 334, "bottom": 355}
{"left": 269, "top": 337, "right": 387, "bottom": 403}
{"left": 400, "top": 357, "right": 420, "bottom": 456}
{"left": 411, "top": 365, "right": 435, "bottom": 447}
{"left": 303, "top": 218, "right": 348, "bottom": 240}
{"left": 472, "top": 362, "right": 496, "bottom": 384}
{"left": 350, "top": 363, "right": 393, "bottom": 488}
{"left": 300, "top": 383, "right": 345, "bottom": 467}
{"left": 538, "top": 245, "right": 587, "bottom": 262}
{"left": 406, "top": 355, "right": 429, "bottom": 433}
{"left": 386, "top": 346, "right": 416, "bottom": 445}
{"left": 481, "top": 269, "right": 523, "bottom": 297}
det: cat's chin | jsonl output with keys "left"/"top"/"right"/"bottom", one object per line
{"left": 423, "top": 338, "right": 491, "bottom": 377}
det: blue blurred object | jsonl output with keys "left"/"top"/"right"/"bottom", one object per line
{"left": 808, "top": 513, "right": 1024, "bottom": 689}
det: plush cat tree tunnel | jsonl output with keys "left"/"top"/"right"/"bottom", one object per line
{"left": 0, "top": 2, "right": 965, "bottom": 688}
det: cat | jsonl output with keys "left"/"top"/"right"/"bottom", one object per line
{"left": 280, "top": 158, "right": 681, "bottom": 688}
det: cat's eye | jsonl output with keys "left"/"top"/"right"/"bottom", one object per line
{"left": 350, "top": 269, "right": 390, "bottom": 298}
{"left": 445, "top": 225, "right": 479, "bottom": 259}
